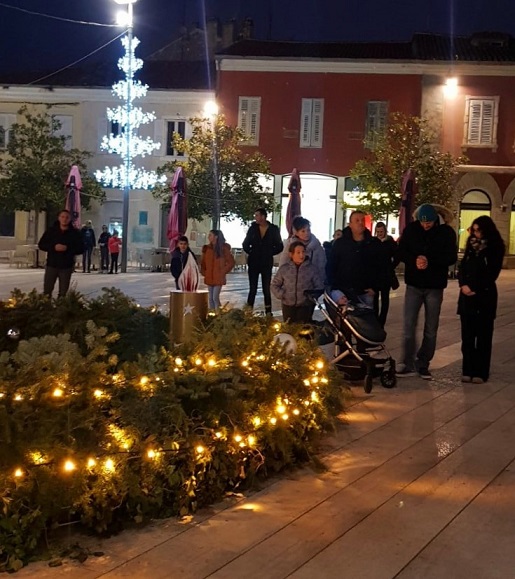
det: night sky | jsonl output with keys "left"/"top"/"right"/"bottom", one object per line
{"left": 1, "top": 0, "right": 515, "bottom": 75}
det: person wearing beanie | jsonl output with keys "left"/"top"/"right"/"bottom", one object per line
{"left": 396, "top": 203, "right": 457, "bottom": 380}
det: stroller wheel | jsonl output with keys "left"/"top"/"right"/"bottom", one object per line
{"left": 364, "top": 374, "right": 374, "bottom": 393}
{"left": 380, "top": 369, "right": 397, "bottom": 389}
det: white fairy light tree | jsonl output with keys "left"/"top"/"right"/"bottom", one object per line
{"left": 95, "top": 32, "right": 166, "bottom": 271}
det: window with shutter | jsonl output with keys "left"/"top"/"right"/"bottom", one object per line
{"left": 53, "top": 115, "right": 73, "bottom": 150}
{"left": 463, "top": 96, "right": 499, "bottom": 149}
{"left": 300, "top": 98, "right": 324, "bottom": 148}
{"left": 165, "top": 120, "right": 186, "bottom": 156}
{"left": 238, "top": 97, "right": 261, "bottom": 145}
{"left": 365, "top": 101, "right": 388, "bottom": 149}
{"left": 0, "top": 113, "right": 16, "bottom": 150}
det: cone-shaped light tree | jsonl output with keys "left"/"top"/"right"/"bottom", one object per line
{"left": 95, "top": 6, "right": 166, "bottom": 272}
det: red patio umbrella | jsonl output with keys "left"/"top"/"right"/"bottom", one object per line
{"left": 65, "top": 165, "right": 82, "bottom": 229}
{"left": 286, "top": 168, "right": 302, "bottom": 236}
{"left": 398, "top": 168, "right": 416, "bottom": 236}
{"left": 167, "top": 167, "right": 188, "bottom": 252}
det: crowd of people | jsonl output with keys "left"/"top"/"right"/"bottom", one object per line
{"left": 38, "top": 203, "right": 505, "bottom": 384}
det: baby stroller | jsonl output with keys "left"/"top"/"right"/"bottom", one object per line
{"left": 306, "top": 290, "right": 397, "bottom": 393}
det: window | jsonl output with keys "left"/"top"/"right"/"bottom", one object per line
{"left": 300, "top": 98, "right": 324, "bottom": 148}
{"left": 463, "top": 96, "right": 499, "bottom": 149}
{"left": 138, "top": 211, "right": 148, "bottom": 226}
{"left": 53, "top": 114, "right": 73, "bottom": 150}
{"left": 0, "top": 211, "right": 15, "bottom": 237}
{"left": 166, "top": 120, "right": 186, "bottom": 156}
{"left": 0, "top": 114, "right": 16, "bottom": 150}
{"left": 238, "top": 97, "right": 261, "bottom": 145}
{"left": 110, "top": 120, "right": 121, "bottom": 137}
{"left": 365, "top": 101, "right": 388, "bottom": 149}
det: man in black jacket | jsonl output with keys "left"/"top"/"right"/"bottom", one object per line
{"left": 242, "top": 208, "right": 283, "bottom": 315}
{"left": 328, "top": 211, "right": 386, "bottom": 308}
{"left": 396, "top": 204, "right": 457, "bottom": 380}
{"left": 38, "top": 209, "right": 84, "bottom": 298}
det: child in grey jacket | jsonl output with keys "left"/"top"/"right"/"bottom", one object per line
{"left": 271, "top": 241, "right": 323, "bottom": 323}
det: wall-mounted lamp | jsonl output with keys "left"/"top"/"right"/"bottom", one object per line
{"left": 443, "top": 77, "right": 458, "bottom": 98}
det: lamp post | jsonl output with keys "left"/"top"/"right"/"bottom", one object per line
{"left": 96, "top": 0, "right": 165, "bottom": 272}
{"left": 114, "top": 0, "right": 136, "bottom": 273}
{"left": 204, "top": 101, "right": 220, "bottom": 229}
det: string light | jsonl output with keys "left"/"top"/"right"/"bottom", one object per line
{"left": 147, "top": 449, "right": 157, "bottom": 459}
{"left": 281, "top": 414, "right": 289, "bottom": 421}
{"left": 52, "top": 388, "right": 64, "bottom": 397}
{"left": 315, "top": 360, "right": 325, "bottom": 370}
{"left": 87, "top": 458, "right": 97, "bottom": 468}
{"left": 63, "top": 460, "right": 76, "bottom": 472}
{"left": 215, "top": 432, "right": 223, "bottom": 439}
{"left": 251, "top": 416, "right": 261, "bottom": 427}
{"left": 93, "top": 389, "right": 103, "bottom": 399}
{"left": 139, "top": 376, "right": 149, "bottom": 386}
{"left": 241, "top": 360, "right": 249, "bottom": 367}
{"left": 276, "top": 404, "right": 286, "bottom": 414}
{"left": 195, "top": 358, "right": 202, "bottom": 366}
{"left": 14, "top": 468, "right": 23, "bottom": 478}
{"left": 293, "top": 409, "right": 300, "bottom": 416}
{"left": 196, "top": 445, "right": 205, "bottom": 454}
{"left": 14, "top": 394, "right": 23, "bottom": 401}
{"left": 234, "top": 435, "right": 243, "bottom": 443}
{"left": 104, "top": 458, "right": 115, "bottom": 473}
{"left": 270, "top": 417, "right": 277, "bottom": 425}
{"left": 207, "top": 358, "right": 216, "bottom": 367}
{"left": 247, "top": 435, "right": 256, "bottom": 446}
{"left": 174, "top": 357, "right": 183, "bottom": 366}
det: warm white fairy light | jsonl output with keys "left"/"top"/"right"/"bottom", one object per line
{"left": 95, "top": 36, "right": 166, "bottom": 190}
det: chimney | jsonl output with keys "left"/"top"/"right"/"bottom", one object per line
{"left": 239, "top": 18, "right": 254, "bottom": 40}
{"left": 222, "top": 19, "right": 236, "bottom": 48}
{"left": 206, "top": 18, "right": 219, "bottom": 53}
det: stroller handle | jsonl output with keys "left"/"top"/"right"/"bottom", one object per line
{"left": 304, "top": 289, "right": 325, "bottom": 299}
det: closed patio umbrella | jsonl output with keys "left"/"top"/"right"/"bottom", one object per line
{"left": 167, "top": 167, "right": 188, "bottom": 252}
{"left": 65, "top": 165, "right": 82, "bottom": 229}
{"left": 286, "top": 168, "right": 302, "bottom": 236}
{"left": 399, "top": 168, "right": 416, "bottom": 236}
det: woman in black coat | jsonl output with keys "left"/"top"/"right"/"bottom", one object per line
{"left": 458, "top": 215, "right": 505, "bottom": 384}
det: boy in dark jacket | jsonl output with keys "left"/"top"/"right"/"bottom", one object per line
{"left": 98, "top": 225, "right": 111, "bottom": 273}
{"left": 396, "top": 204, "right": 457, "bottom": 380}
{"left": 38, "top": 209, "right": 83, "bottom": 298}
{"left": 170, "top": 236, "right": 198, "bottom": 290}
{"left": 242, "top": 208, "right": 283, "bottom": 315}
{"left": 271, "top": 241, "right": 323, "bottom": 323}
{"left": 81, "top": 220, "right": 96, "bottom": 273}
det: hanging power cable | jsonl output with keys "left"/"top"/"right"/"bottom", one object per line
{"left": 26, "top": 31, "right": 125, "bottom": 86}
{"left": 0, "top": 2, "right": 118, "bottom": 27}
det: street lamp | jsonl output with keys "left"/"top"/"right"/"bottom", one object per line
{"left": 114, "top": 0, "right": 135, "bottom": 273}
{"left": 204, "top": 101, "right": 220, "bottom": 229}
{"left": 96, "top": 0, "right": 165, "bottom": 272}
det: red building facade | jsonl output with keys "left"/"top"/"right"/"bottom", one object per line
{"left": 216, "top": 34, "right": 515, "bottom": 259}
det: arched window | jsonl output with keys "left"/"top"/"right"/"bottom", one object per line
{"left": 509, "top": 200, "right": 515, "bottom": 255}
{"left": 459, "top": 190, "right": 491, "bottom": 250}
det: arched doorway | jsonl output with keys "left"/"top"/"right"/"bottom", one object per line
{"left": 459, "top": 190, "right": 491, "bottom": 250}
{"left": 280, "top": 173, "right": 337, "bottom": 241}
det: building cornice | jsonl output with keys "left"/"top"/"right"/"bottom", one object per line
{"left": 0, "top": 86, "right": 214, "bottom": 105}
{"left": 458, "top": 165, "right": 515, "bottom": 174}
{"left": 218, "top": 57, "right": 515, "bottom": 77}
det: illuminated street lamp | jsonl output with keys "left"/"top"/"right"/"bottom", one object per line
{"left": 96, "top": 0, "right": 165, "bottom": 272}
{"left": 204, "top": 100, "right": 220, "bottom": 229}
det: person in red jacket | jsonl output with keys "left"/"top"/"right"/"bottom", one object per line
{"left": 108, "top": 230, "right": 122, "bottom": 274}
{"left": 200, "top": 230, "right": 235, "bottom": 311}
